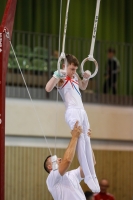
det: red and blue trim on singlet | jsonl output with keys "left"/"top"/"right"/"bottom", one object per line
{"left": 61, "top": 76, "right": 81, "bottom": 96}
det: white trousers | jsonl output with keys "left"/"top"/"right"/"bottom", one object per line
{"left": 65, "top": 108, "right": 96, "bottom": 182}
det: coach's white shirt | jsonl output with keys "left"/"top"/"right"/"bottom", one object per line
{"left": 46, "top": 167, "right": 86, "bottom": 200}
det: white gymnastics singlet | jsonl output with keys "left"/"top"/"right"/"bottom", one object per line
{"left": 58, "top": 75, "right": 84, "bottom": 109}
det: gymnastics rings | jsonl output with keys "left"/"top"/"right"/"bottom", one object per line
{"left": 80, "top": 0, "right": 101, "bottom": 80}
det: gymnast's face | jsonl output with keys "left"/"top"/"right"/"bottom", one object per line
{"left": 67, "top": 64, "right": 78, "bottom": 77}
{"left": 63, "top": 63, "right": 78, "bottom": 78}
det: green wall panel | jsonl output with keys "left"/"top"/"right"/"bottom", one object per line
{"left": 0, "top": 0, "right": 133, "bottom": 43}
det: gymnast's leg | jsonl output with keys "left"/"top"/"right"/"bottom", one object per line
{"left": 83, "top": 111, "right": 100, "bottom": 192}
{"left": 65, "top": 108, "right": 97, "bottom": 192}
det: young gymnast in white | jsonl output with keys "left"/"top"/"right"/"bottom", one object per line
{"left": 45, "top": 54, "right": 100, "bottom": 193}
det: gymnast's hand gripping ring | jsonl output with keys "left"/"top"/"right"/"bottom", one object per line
{"left": 80, "top": 55, "right": 98, "bottom": 80}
